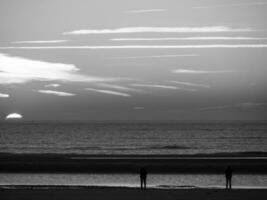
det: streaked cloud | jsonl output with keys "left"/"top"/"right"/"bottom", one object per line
{"left": 45, "top": 83, "right": 61, "bottom": 88}
{"left": 132, "top": 84, "right": 178, "bottom": 90}
{"left": 63, "top": 26, "right": 252, "bottom": 35}
{"left": 85, "top": 88, "right": 131, "bottom": 97}
{"left": 168, "top": 81, "right": 210, "bottom": 88}
{"left": 97, "top": 83, "right": 139, "bottom": 92}
{"left": 12, "top": 40, "right": 67, "bottom": 44}
{"left": 109, "top": 54, "right": 198, "bottom": 59}
{"left": 38, "top": 90, "right": 76, "bottom": 96}
{"left": 194, "top": 2, "right": 267, "bottom": 9}
{"left": 2, "top": 44, "right": 267, "bottom": 49}
{"left": 172, "top": 69, "right": 234, "bottom": 74}
{"left": 0, "top": 53, "right": 117, "bottom": 84}
{"left": 111, "top": 37, "right": 267, "bottom": 41}
{"left": 124, "top": 9, "right": 167, "bottom": 13}
{"left": 0, "top": 93, "right": 10, "bottom": 98}
{"left": 199, "top": 102, "right": 267, "bottom": 111}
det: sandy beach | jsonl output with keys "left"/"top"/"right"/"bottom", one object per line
{"left": 1, "top": 186, "right": 267, "bottom": 200}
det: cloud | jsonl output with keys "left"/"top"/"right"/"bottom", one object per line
{"left": 97, "top": 83, "right": 139, "bottom": 92}
{"left": 63, "top": 26, "right": 252, "bottom": 35}
{"left": 168, "top": 81, "right": 210, "bottom": 88}
{"left": 85, "top": 88, "right": 131, "bottom": 97}
{"left": 38, "top": 90, "right": 76, "bottom": 96}
{"left": 132, "top": 84, "right": 178, "bottom": 90}
{"left": 124, "top": 9, "right": 167, "bottom": 13}
{"left": 172, "top": 69, "right": 234, "bottom": 74}
{"left": 199, "top": 102, "right": 267, "bottom": 111}
{"left": 45, "top": 83, "right": 61, "bottom": 88}
{"left": 131, "top": 83, "right": 196, "bottom": 92}
{"left": 0, "top": 53, "right": 117, "bottom": 84}
{"left": 12, "top": 40, "right": 67, "bottom": 44}
{"left": 0, "top": 93, "right": 10, "bottom": 98}
{"left": 2, "top": 44, "right": 267, "bottom": 50}
{"left": 111, "top": 37, "right": 267, "bottom": 41}
{"left": 108, "top": 54, "right": 198, "bottom": 59}
{"left": 194, "top": 2, "right": 267, "bottom": 9}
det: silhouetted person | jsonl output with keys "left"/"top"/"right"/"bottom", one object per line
{"left": 225, "top": 166, "right": 233, "bottom": 189}
{"left": 140, "top": 167, "right": 147, "bottom": 189}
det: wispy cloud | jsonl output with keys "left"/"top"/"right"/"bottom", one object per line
{"left": 194, "top": 2, "right": 267, "bottom": 9}
{"left": 0, "top": 53, "right": 117, "bottom": 84}
{"left": 172, "top": 69, "right": 234, "bottom": 74}
{"left": 38, "top": 90, "right": 76, "bottom": 96}
{"left": 85, "top": 88, "right": 131, "bottom": 97}
{"left": 45, "top": 83, "right": 61, "bottom": 88}
{"left": 108, "top": 54, "right": 198, "bottom": 59}
{"left": 2, "top": 44, "right": 267, "bottom": 49}
{"left": 97, "top": 83, "right": 139, "bottom": 92}
{"left": 124, "top": 9, "right": 167, "bottom": 13}
{"left": 111, "top": 37, "right": 267, "bottom": 41}
{"left": 0, "top": 93, "right": 10, "bottom": 98}
{"left": 12, "top": 40, "right": 67, "bottom": 44}
{"left": 199, "top": 102, "right": 267, "bottom": 111}
{"left": 132, "top": 84, "right": 178, "bottom": 90}
{"left": 168, "top": 81, "right": 210, "bottom": 88}
{"left": 63, "top": 26, "right": 252, "bottom": 35}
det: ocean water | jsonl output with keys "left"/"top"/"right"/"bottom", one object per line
{"left": 0, "top": 120, "right": 267, "bottom": 155}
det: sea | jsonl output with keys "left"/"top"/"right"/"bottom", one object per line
{"left": 0, "top": 120, "right": 267, "bottom": 188}
{"left": 0, "top": 120, "right": 267, "bottom": 155}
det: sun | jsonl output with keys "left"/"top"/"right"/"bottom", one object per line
{"left": 5, "top": 113, "right": 23, "bottom": 120}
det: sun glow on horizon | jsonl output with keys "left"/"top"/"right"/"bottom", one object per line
{"left": 5, "top": 113, "right": 23, "bottom": 120}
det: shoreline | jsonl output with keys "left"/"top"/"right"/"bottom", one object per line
{"left": 1, "top": 153, "right": 267, "bottom": 173}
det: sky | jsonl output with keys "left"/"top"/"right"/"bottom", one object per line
{"left": 0, "top": 0, "right": 267, "bottom": 120}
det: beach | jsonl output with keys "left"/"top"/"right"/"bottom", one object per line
{"left": 1, "top": 122, "right": 267, "bottom": 196}
{"left": 1, "top": 186, "right": 267, "bottom": 200}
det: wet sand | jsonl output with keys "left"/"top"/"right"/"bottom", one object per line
{"left": 1, "top": 186, "right": 267, "bottom": 200}
{"left": 1, "top": 153, "right": 267, "bottom": 173}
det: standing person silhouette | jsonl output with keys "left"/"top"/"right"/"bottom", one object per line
{"left": 225, "top": 166, "right": 233, "bottom": 189}
{"left": 140, "top": 167, "right": 147, "bottom": 190}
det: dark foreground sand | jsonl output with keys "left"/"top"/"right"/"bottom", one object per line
{"left": 1, "top": 187, "right": 267, "bottom": 200}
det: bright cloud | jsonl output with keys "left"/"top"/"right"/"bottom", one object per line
{"left": 0, "top": 93, "right": 10, "bottom": 98}
{"left": 12, "top": 40, "right": 67, "bottom": 44}
{"left": 0, "top": 53, "right": 116, "bottom": 84}
{"left": 172, "top": 69, "right": 234, "bottom": 74}
{"left": 124, "top": 9, "right": 167, "bottom": 13}
{"left": 168, "top": 81, "right": 210, "bottom": 88}
{"left": 111, "top": 37, "right": 267, "bottom": 41}
{"left": 38, "top": 90, "right": 76, "bottom": 96}
{"left": 85, "top": 88, "right": 131, "bottom": 97}
{"left": 63, "top": 26, "right": 252, "bottom": 35}
{"left": 2, "top": 44, "right": 267, "bottom": 50}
